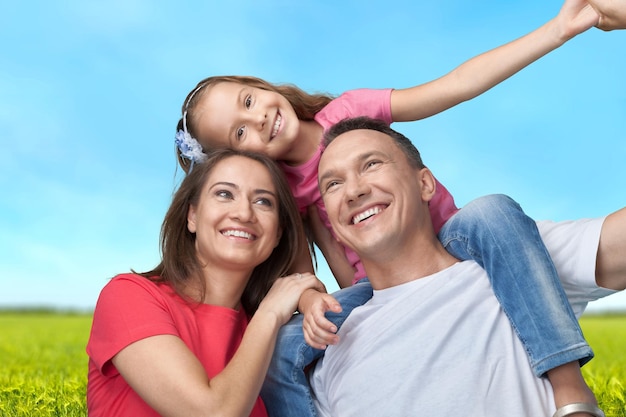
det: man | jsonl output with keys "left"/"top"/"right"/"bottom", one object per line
{"left": 308, "top": 117, "right": 615, "bottom": 417}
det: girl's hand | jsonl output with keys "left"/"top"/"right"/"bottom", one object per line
{"left": 555, "top": 0, "right": 601, "bottom": 39}
{"left": 299, "top": 289, "right": 342, "bottom": 349}
{"left": 588, "top": 0, "right": 626, "bottom": 30}
{"left": 257, "top": 272, "right": 323, "bottom": 326}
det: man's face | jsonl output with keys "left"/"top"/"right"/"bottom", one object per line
{"left": 318, "top": 129, "right": 426, "bottom": 258}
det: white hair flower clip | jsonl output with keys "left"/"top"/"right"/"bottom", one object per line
{"left": 175, "top": 123, "right": 208, "bottom": 171}
{"left": 176, "top": 84, "right": 209, "bottom": 171}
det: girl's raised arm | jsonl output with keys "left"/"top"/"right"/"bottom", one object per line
{"left": 391, "top": 0, "right": 599, "bottom": 122}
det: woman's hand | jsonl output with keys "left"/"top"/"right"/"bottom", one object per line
{"left": 257, "top": 272, "right": 324, "bottom": 326}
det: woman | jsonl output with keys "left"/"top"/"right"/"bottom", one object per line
{"left": 87, "top": 148, "right": 324, "bottom": 417}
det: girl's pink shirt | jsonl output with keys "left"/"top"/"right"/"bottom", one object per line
{"left": 280, "top": 88, "right": 459, "bottom": 284}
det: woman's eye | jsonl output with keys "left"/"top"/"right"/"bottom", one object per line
{"left": 236, "top": 126, "right": 245, "bottom": 140}
{"left": 244, "top": 95, "right": 252, "bottom": 109}
{"left": 254, "top": 197, "right": 274, "bottom": 207}
{"left": 216, "top": 190, "right": 233, "bottom": 199}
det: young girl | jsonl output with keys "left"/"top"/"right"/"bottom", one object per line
{"left": 87, "top": 149, "right": 325, "bottom": 417}
{"left": 173, "top": 1, "right": 625, "bottom": 416}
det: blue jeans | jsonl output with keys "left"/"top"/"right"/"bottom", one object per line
{"left": 261, "top": 279, "right": 373, "bottom": 417}
{"left": 438, "top": 194, "right": 592, "bottom": 375}
{"left": 261, "top": 194, "right": 592, "bottom": 417}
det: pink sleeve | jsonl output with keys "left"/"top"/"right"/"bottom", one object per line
{"left": 315, "top": 88, "right": 394, "bottom": 131}
{"left": 86, "top": 275, "right": 178, "bottom": 376}
{"left": 281, "top": 89, "right": 394, "bottom": 213}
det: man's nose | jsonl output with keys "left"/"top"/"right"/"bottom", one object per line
{"left": 345, "top": 177, "right": 370, "bottom": 203}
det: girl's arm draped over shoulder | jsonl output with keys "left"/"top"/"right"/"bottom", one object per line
{"left": 111, "top": 274, "right": 323, "bottom": 417}
{"left": 307, "top": 205, "right": 357, "bottom": 289}
{"left": 288, "top": 224, "right": 317, "bottom": 276}
{"left": 390, "top": 0, "right": 599, "bottom": 122}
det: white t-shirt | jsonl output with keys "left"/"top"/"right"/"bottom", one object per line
{"left": 310, "top": 261, "right": 558, "bottom": 416}
{"left": 536, "top": 218, "right": 615, "bottom": 318}
{"left": 310, "top": 216, "right": 617, "bottom": 417}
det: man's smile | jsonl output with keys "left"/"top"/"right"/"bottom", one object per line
{"left": 352, "top": 205, "right": 387, "bottom": 225}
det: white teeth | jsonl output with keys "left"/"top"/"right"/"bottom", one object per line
{"left": 222, "top": 230, "right": 254, "bottom": 240}
{"left": 271, "top": 114, "right": 281, "bottom": 138}
{"left": 352, "top": 207, "right": 382, "bottom": 224}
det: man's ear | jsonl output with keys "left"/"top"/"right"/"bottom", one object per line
{"left": 187, "top": 205, "right": 197, "bottom": 233}
{"left": 417, "top": 168, "right": 437, "bottom": 202}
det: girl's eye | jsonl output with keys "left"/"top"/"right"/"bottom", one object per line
{"left": 236, "top": 126, "right": 245, "bottom": 140}
{"left": 244, "top": 95, "right": 252, "bottom": 109}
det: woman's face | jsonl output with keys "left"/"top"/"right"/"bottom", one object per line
{"left": 193, "top": 81, "right": 301, "bottom": 161}
{"left": 187, "top": 155, "right": 282, "bottom": 273}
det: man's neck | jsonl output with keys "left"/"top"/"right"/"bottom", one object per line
{"left": 361, "top": 235, "right": 459, "bottom": 290}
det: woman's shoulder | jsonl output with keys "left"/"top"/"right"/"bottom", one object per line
{"left": 93, "top": 273, "right": 182, "bottom": 328}
{"left": 107, "top": 272, "right": 157, "bottom": 289}
{"left": 100, "top": 273, "right": 168, "bottom": 302}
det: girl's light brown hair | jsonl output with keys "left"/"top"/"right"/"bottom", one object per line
{"left": 176, "top": 75, "right": 335, "bottom": 173}
{"left": 138, "top": 148, "right": 304, "bottom": 313}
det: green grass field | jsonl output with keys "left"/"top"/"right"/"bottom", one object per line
{"left": 0, "top": 312, "right": 624, "bottom": 416}
{"left": 0, "top": 311, "right": 90, "bottom": 416}
{"left": 580, "top": 315, "right": 626, "bottom": 417}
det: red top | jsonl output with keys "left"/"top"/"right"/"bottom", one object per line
{"left": 87, "top": 273, "right": 267, "bottom": 417}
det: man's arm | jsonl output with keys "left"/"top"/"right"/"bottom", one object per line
{"left": 589, "top": 0, "right": 626, "bottom": 30}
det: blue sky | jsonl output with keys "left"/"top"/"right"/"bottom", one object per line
{"left": 1, "top": 0, "right": 624, "bottom": 313}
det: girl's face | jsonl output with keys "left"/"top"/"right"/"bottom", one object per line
{"left": 194, "top": 82, "right": 301, "bottom": 161}
{"left": 187, "top": 155, "right": 282, "bottom": 273}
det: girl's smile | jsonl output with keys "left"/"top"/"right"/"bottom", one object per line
{"left": 270, "top": 112, "right": 282, "bottom": 139}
